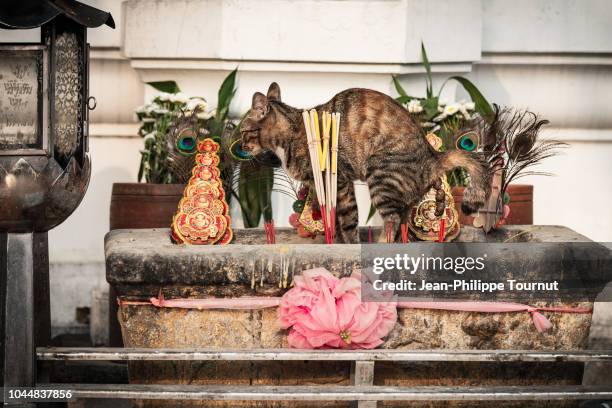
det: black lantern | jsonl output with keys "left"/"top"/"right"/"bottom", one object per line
{"left": 0, "top": 0, "right": 113, "bottom": 399}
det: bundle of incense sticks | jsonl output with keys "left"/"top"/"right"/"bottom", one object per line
{"left": 400, "top": 223, "right": 409, "bottom": 243}
{"left": 264, "top": 220, "right": 276, "bottom": 244}
{"left": 302, "top": 109, "right": 339, "bottom": 244}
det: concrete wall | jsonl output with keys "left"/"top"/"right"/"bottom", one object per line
{"left": 2, "top": 0, "right": 611, "bottom": 333}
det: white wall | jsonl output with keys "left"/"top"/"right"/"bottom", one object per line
{"left": 2, "top": 0, "right": 611, "bottom": 331}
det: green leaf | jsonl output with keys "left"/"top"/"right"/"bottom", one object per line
{"left": 422, "top": 96, "right": 439, "bottom": 120}
{"left": 258, "top": 166, "right": 274, "bottom": 222}
{"left": 366, "top": 204, "right": 377, "bottom": 223}
{"left": 395, "top": 95, "right": 412, "bottom": 104}
{"left": 449, "top": 76, "right": 494, "bottom": 117}
{"left": 239, "top": 165, "right": 261, "bottom": 228}
{"left": 392, "top": 75, "right": 419, "bottom": 104}
{"left": 237, "top": 161, "right": 274, "bottom": 227}
{"left": 216, "top": 68, "right": 238, "bottom": 121}
{"left": 137, "top": 155, "right": 145, "bottom": 182}
{"left": 146, "top": 81, "right": 180, "bottom": 94}
{"left": 209, "top": 68, "right": 238, "bottom": 137}
{"left": 421, "top": 42, "right": 433, "bottom": 99}
{"left": 392, "top": 76, "right": 407, "bottom": 97}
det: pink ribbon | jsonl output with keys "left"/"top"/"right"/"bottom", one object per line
{"left": 119, "top": 294, "right": 591, "bottom": 333}
{"left": 397, "top": 301, "right": 591, "bottom": 333}
{"left": 149, "top": 292, "right": 281, "bottom": 310}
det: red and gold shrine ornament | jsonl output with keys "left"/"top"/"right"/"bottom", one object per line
{"left": 407, "top": 132, "right": 460, "bottom": 241}
{"left": 407, "top": 176, "right": 460, "bottom": 242}
{"left": 171, "top": 138, "right": 233, "bottom": 245}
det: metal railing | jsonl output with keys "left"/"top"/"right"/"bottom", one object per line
{"left": 37, "top": 348, "right": 612, "bottom": 406}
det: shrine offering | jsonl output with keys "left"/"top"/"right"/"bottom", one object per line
{"left": 407, "top": 133, "right": 460, "bottom": 242}
{"left": 301, "top": 109, "right": 340, "bottom": 243}
{"left": 171, "top": 138, "right": 233, "bottom": 245}
{"left": 107, "top": 225, "right": 599, "bottom": 408}
{"left": 407, "top": 177, "right": 460, "bottom": 241}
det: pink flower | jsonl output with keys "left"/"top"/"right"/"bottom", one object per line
{"left": 278, "top": 268, "right": 397, "bottom": 349}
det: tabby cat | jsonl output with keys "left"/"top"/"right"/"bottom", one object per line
{"left": 240, "top": 83, "right": 491, "bottom": 243}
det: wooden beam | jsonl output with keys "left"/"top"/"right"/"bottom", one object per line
{"left": 34, "top": 384, "right": 612, "bottom": 401}
{"left": 37, "top": 347, "right": 612, "bottom": 362}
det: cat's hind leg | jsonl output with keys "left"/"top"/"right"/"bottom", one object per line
{"left": 366, "top": 154, "right": 417, "bottom": 243}
{"left": 335, "top": 178, "right": 359, "bottom": 243}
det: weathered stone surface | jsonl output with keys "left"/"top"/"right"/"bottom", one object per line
{"left": 105, "top": 225, "right": 590, "bottom": 294}
{"left": 121, "top": 307, "right": 351, "bottom": 408}
{"left": 106, "top": 226, "right": 596, "bottom": 408}
{"left": 118, "top": 305, "right": 589, "bottom": 408}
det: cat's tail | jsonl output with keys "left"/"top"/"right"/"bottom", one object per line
{"left": 437, "top": 150, "right": 491, "bottom": 215}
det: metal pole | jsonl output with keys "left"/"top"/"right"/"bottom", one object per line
{"left": 1, "top": 232, "right": 36, "bottom": 407}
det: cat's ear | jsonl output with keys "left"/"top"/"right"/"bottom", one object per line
{"left": 267, "top": 82, "right": 281, "bottom": 102}
{"left": 251, "top": 92, "right": 268, "bottom": 119}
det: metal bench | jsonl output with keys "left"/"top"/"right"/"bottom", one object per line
{"left": 37, "top": 348, "right": 612, "bottom": 406}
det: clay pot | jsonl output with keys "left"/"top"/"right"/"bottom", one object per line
{"left": 109, "top": 183, "right": 183, "bottom": 230}
{"left": 452, "top": 184, "right": 533, "bottom": 226}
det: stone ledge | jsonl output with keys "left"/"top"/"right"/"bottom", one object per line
{"left": 105, "top": 225, "right": 591, "bottom": 291}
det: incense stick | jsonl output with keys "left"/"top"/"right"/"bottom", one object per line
{"left": 401, "top": 223, "right": 409, "bottom": 243}
{"left": 331, "top": 113, "right": 340, "bottom": 240}
{"left": 302, "top": 109, "right": 340, "bottom": 244}
{"left": 438, "top": 218, "right": 446, "bottom": 242}
{"left": 303, "top": 110, "right": 328, "bottom": 241}
{"left": 323, "top": 112, "right": 333, "bottom": 243}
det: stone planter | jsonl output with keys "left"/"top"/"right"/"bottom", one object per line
{"left": 106, "top": 226, "right": 594, "bottom": 408}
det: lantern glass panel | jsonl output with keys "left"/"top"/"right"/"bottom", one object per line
{"left": 0, "top": 46, "right": 47, "bottom": 155}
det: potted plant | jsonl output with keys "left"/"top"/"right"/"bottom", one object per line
{"left": 109, "top": 69, "right": 238, "bottom": 230}
{"left": 392, "top": 44, "right": 534, "bottom": 225}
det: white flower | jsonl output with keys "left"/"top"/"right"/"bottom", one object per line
{"left": 407, "top": 99, "right": 423, "bottom": 113}
{"left": 463, "top": 101, "right": 476, "bottom": 111}
{"left": 156, "top": 92, "right": 172, "bottom": 102}
{"left": 443, "top": 103, "right": 460, "bottom": 116}
{"left": 186, "top": 98, "right": 208, "bottom": 112}
{"left": 433, "top": 113, "right": 447, "bottom": 122}
{"left": 170, "top": 92, "right": 189, "bottom": 104}
{"left": 143, "top": 132, "right": 156, "bottom": 142}
{"left": 135, "top": 104, "right": 149, "bottom": 114}
{"left": 146, "top": 102, "right": 160, "bottom": 113}
{"left": 152, "top": 107, "right": 169, "bottom": 115}
{"left": 458, "top": 100, "right": 475, "bottom": 120}
{"left": 196, "top": 109, "right": 214, "bottom": 120}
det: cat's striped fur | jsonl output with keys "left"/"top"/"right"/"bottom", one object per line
{"left": 240, "top": 83, "right": 491, "bottom": 243}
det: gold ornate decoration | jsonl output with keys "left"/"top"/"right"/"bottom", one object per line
{"left": 408, "top": 176, "right": 460, "bottom": 241}
{"left": 171, "top": 138, "right": 233, "bottom": 245}
{"left": 54, "top": 32, "right": 82, "bottom": 160}
{"left": 407, "top": 132, "right": 460, "bottom": 241}
{"left": 298, "top": 189, "right": 324, "bottom": 235}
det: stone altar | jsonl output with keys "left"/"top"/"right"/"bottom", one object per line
{"left": 106, "top": 226, "right": 596, "bottom": 407}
